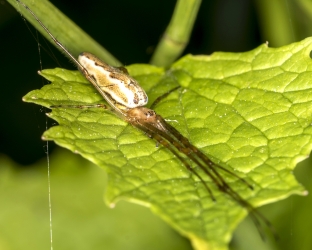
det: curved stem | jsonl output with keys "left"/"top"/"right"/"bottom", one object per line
{"left": 150, "top": 0, "right": 202, "bottom": 67}
{"left": 9, "top": 0, "right": 121, "bottom": 66}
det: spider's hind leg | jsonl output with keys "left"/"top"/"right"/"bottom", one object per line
{"left": 134, "top": 122, "right": 217, "bottom": 201}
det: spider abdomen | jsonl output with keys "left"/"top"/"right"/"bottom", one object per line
{"left": 78, "top": 52, "right": 148, "bottom": 109}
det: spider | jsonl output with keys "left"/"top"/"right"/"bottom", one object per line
{"left": 17, "top": 0, "right": 276, "bottom": 239}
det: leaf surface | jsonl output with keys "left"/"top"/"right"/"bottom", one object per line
{"left": 23, "top": 38, "right": 312, "bottom": 249}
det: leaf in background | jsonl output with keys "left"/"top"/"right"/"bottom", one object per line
{"left": 23, "top": 38, "right": 312, "bottom": 250}
{"left": 0, "top": 149, "right": 191, "bottom": 250}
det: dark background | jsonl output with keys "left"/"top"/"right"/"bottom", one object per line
{"left": 0, "top": 0, "right": 264, "bottom": 165}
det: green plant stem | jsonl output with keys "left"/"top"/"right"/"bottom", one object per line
{"left": 8, "top": 0, "right": 121, "bottom": 66}
{"left": 253, "top": 0, "right": 296, "bottom": 47}
{"left": 297, "top": 0, "right": 312, "bottom": 15}
{"left": 297, "top": 0, "right": 312, "bottom": 27}
{"left": 150, "top": 0, "right": 201, "bottom": 68}
{"left": 296, "top": 0, "right": 312, "bottom": 39}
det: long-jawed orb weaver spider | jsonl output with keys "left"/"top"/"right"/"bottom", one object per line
{"left": 17, "top": 0, "right": 276, "bottom": 239}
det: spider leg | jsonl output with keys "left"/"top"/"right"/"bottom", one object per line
{"left": 154, "top": 122, "right": 255, "bottom": 207}
{"left": 142, "top": 121, "right": 228, "bottom": 196}
{"left": 150, "top": 86, "right": 180, "bottom": 110}
{"left": 152, "top": 115, "right": 245, "bottom": 192}
{"left": 50, "top": 104, "right": 108, "bottom": 109}
{"left": 134, "top": 122, "right": 216, "bottom": 201}
{"left": 157, "top": 117, "right": 278, "bottom": 240}
{"left": 161, "top": 117, "right": 254, "bottom": 190}
{"left": 137, "top": 116, "right": 244, "bottom": 200}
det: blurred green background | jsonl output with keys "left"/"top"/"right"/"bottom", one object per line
{"left": 1, "top": 0, "right": 312, "bottom": 249}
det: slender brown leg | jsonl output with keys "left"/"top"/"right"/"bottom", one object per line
{"left": 136, "top": 118, "right": 263, "bottom": 227}
{"left": 134, "top": 122, "right": 217, "bottom": 201}
{"left": 131, "top": 114, "right": 277, "bottom": 240}
{"left": 160, "top": 117, "right": 254, "bottom": 189}
{"left": 50, "top": 104, "right": 108, "bottom": 109}
{"left": 148, "top": 85, "right": 254, "bottom": 189}
{"left": 150, "top": 86, "right": 180, "bottom": 110}
{"left": 156, "top": 117, "right": 278, "bottom": 239}
{"left": 140, "top": 121, "right": 227, "bottom": 192}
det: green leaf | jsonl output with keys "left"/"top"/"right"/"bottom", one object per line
{"left": 23, "top": 38, "right": 312, "bottom": 250}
